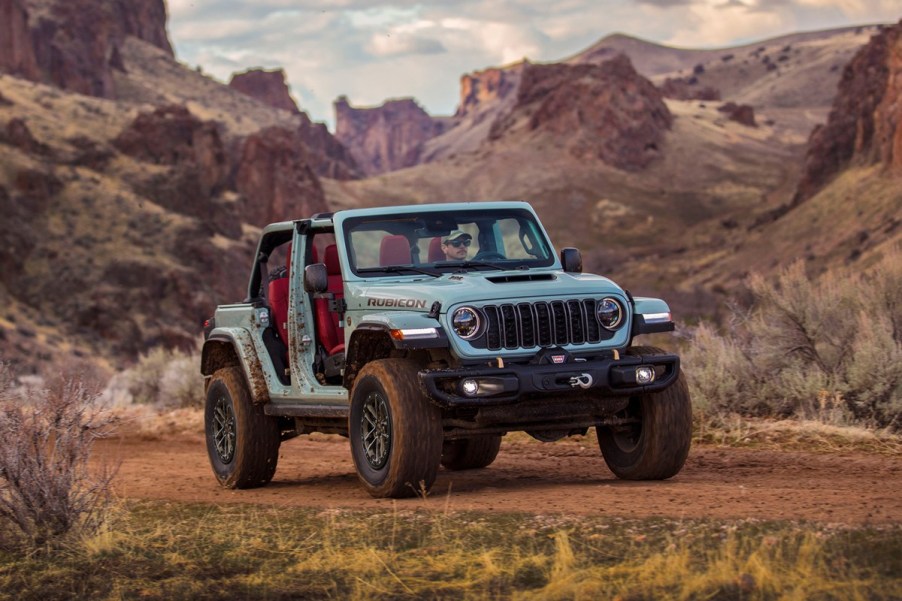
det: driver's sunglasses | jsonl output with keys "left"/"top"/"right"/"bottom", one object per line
{"left": 446, "top": 239, "right": 471, "bottom": 248}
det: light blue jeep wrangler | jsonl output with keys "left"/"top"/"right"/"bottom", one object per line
{"left": 201, "top": 201, "right": 691, "bottom": 498}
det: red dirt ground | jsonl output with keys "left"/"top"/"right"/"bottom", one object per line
{"left": 95, "top": 433, "right": 901, "bottom": 524}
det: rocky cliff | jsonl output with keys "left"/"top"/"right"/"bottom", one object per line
{"left": 0, "top": 0, "right": 341, "bottom": 371}
{"left": 112, "top": 104, "right": 330, "bottom": 231}
{"left": 0, "top": 0, "right": 172, "bottom": 98}
{"left": 0, "top": 82, "right": 333, "bottom": 368}
{"left": 0, "top": 0, "right": 40, "bottom": 83}
{"left": 235, "top": 126, "right": 326, "bottom": 225}
{"left": 794, "top": 21, "right": 902, "bottom": 203}
{"left": 490, "top": 55, "right": 672, "bottom": 171}
{"left": 229, "top": 68, "right": 300, "bottom": 114}
{"left": 228, "top": 68, "right": 361, "bottom": 181}
{"left": 334, "top": 96, "right": 449, "bottom": 176}
{"left": 350, "top": 56, "right": 670, "bottom": 174}
{"left": 457, "top": 65, "right": 523, "bottom": 118}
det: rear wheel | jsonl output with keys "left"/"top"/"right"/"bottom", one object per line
{"left": 204, "top": 367, "right": 281, "bottom": 489}
{"left": 349, "top": 359, "right": 443, "bottom": 498}
{"left": 441, "top": 435, "right": 502, "bottom": 470}
{"left": 597, "top": 346, "right": 692, "bottom": 480}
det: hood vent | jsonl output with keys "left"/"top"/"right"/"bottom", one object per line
{"left": 487, "top": 274, "right": 556, "bottom": 284}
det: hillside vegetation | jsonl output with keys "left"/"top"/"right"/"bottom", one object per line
{"left": 1, "top": 0, "right": 898, "bottom": 386}
{"left": 685, "top": 247, "right": 902, "bottom": 430}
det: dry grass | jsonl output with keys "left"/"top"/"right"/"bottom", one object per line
{"left": 0, "top": 501, "right": 898, "bottom": 600}
{"left": 694, "top": 414, "right": 902, "bottom": 455}
{"left": 107, "top": 406, "right": 203, "bottom": 441}
{"left": 500, "top": 417, "right": 902, "bottom": 456}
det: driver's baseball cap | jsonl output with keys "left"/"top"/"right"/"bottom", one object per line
{"left": 443, "top": 230, "right": 472, "bottom": 243}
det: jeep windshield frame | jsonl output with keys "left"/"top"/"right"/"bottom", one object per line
{"left": 341, "top": 207, "right": 555, "bottom": 278}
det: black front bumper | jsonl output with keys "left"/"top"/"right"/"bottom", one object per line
{"left": 419, "top": 350, "right": 680, "bottom": 409}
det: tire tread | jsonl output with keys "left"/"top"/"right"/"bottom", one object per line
{"left": 441, "top": 436, "right": 502, "bottom": 471}
{"left": 350, "top": 359, "right": 443, "bottom": 498}
{"left": 598, "top": 346, "right": 692, "bottom": 480}
{"left": 205, "top": 367, "right": 281, "bottom": 489}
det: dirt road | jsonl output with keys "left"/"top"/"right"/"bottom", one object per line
{"left": 95, "top": 432, "right": 901, "bottom": 524}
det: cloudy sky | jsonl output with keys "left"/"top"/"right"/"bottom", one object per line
{"left": 167, "top": 0, "right": 899, "bottom": 129}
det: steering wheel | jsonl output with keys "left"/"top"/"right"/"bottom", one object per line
{"left": 473, "top": 251, "right": 506, "bottom": 261}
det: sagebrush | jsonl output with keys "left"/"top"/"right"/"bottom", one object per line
{"left": 684, "top": 247, "right": 902, "bottom": 429}
{"left": 0, "top": 362, "right": 117, "bottom": 549}
{"left": 110, "top": 346, "right": 203, "bottom": 409}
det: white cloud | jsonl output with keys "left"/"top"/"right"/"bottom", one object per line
{"left": 367, "top": 33, "right": 445, "bottom": 57}
{"left": 664, "top": 0, "right": 790, "bottom": 47}
{"left": 796, "top": 0, "right": 900, "bottom": 19}
{"left": 345, "top": 6, "right": 421, "bottom": 28}
{"left": 436, "top": 17, "right": 543, "bottom": 64}
{"left": 365, "top": 18, "right": 447, "bottom": 57}
{"left": 166, "top": 0, "right": 898, "bottom": 128}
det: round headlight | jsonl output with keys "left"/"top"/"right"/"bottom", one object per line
{"left": 451, "top": 307, "right": 483, "bottom": 340}
{"left": 596, "top": 297, "right": 623, "bottom": 330}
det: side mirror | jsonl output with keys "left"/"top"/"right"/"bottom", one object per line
{"left": 561, "top": 247, "right": 582, "bottom": 273}
{"left": 304, "top": 263, "right": 328, "bottom": 293}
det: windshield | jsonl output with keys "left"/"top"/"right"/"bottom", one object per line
{"left": 343, "top": 208, "right": 555, "bottom": 276}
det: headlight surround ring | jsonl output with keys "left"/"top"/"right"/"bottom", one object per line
{"left": 451, "top": 306, "right": 484, "bottom": 340}
{"left": 596, "top": 297, "right": 624, "bottom": 330}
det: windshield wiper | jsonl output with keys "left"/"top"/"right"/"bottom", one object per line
{"left": 434, "top": 260, "right": 506, "bottom": 271}
{"left": 358, "top": 265, "right": 441, "bottom": 277}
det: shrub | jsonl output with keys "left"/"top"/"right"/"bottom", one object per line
{"left": 683, "top": 321, "right": 756, "bottom": 415}
{"left": 684, "top": 248, "right": 902, "bottom": 429}
{"left": 0, "top": 361, "right": 117, "bottom": 550}
{"left": 118, "top": 346, "right": 204, "bottom": 409}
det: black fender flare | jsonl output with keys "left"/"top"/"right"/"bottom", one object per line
{"left": 342, "top": 324, "right": 450, "bottom": 390}
{"left": 201, "top": 331, "right": 271, "bottom": 404}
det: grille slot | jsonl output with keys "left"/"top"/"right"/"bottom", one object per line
{"left": 481, "top": 299, "right": 613, "bottom": 351}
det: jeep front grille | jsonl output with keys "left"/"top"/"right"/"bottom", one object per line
{"left": 479, "top": 300, "right": 614, "bottom": 351}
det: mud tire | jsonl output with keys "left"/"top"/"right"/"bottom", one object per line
{"left": 204, "top": 367, "right": 281, "bottom": 489}
{"left": 597, "top": 346, "right": 692, "bottom": 480}
{"left": 349, "top": 359, "right": 443, "bottom": 498}
{"left": 441, "top": 436, "right": 502, "bottom": 471}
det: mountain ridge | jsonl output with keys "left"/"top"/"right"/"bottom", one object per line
{"left": 0, "top": 1, "right": 898, "bottom": 375}
{"left": 334, "top": 25, "right": 880, "bottom": 177}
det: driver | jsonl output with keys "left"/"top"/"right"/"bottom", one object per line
{"left": 441, "top": 230, "right": 472, "bottom": 261}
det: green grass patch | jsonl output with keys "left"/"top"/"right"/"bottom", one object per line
{"left": 1, "top": 501, "right": 899, "bottom": 600}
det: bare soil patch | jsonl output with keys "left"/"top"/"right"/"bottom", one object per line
{"left": 95, "top": 433, "right": 901, "bottom": 524}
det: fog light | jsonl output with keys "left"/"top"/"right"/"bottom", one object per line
{"left": 461, "top": 379, "right": 479, "bottom": 396}
{"left": 636, "top": 366, "right": 655, "bottom": 385}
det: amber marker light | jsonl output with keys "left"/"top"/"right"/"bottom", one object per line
{"left": 390, "top": 328, "right": 439, "bottom": 340}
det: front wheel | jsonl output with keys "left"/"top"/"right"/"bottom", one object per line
{"left": 204, "top": 367, "right": 281, "bottom": 489}
{"left": 349, "top": 359, "right": 443, "bottom": 498}
{"left": 597, "top": 346, "right": 692, "bottom": 480}
{"left": 441, "top": 435, "right": 502, "bottom": 470}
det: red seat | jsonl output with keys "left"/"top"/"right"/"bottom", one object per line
{"left": 428, "top": 237, "right": 444, "bottom": 262}
{"left": 268, "top": 243, "right": 291, "bottom": 345}
{"left": 314, "top": 244, "right": 345, "bottom": 355}
{"left": 380, "top": 234, "right": 411, "bottom": 266}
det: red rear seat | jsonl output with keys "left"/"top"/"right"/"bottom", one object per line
{"left": 268, "top": 243, "right": 291, "bottom": 345}
{"left": 428, "top": 237, "right": 444, "bottom": 262}
{"left": 380, "top": 234, "right": 411, "bottom": 265}
{"left": 314, "top": 244, "right": 345, "bottom": 355}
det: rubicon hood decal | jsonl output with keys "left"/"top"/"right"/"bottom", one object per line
{"left": 366, "top": 297, "right": 428, "bottom": 309}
